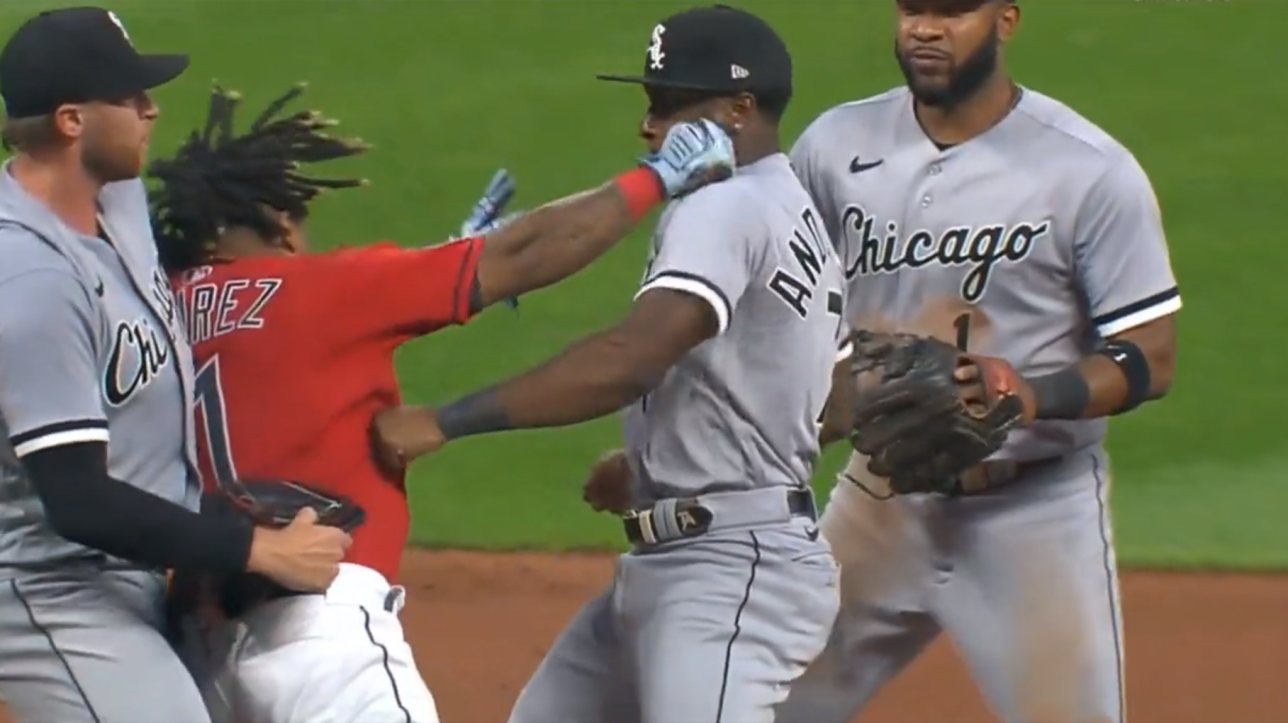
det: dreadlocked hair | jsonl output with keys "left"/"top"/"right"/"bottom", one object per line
{"left": 147, "top": 82, "right": 371, "bottom": 274}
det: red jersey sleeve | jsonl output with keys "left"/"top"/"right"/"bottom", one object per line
{"left": 309, "top": 238, "right": 483, "bottom": 342}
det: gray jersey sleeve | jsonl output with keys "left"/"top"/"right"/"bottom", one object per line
{"left": 789, "top": 119, "right": 842, "bottom": 245}
{"left": 0, "top": 240, "right": 106, "bottom": 457}
{"left": 636, "top": 186, "right": 762, "bottom": 334}
{"left": 1074, "top": 153, "right": 1182, "bottom": 338}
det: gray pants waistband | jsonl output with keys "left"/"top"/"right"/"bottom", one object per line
{"left": 627, "top": 486, "right": 816, "bottom": 547}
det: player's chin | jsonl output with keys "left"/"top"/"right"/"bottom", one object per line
{"left": 907, "top": 79, "right": 954, "bottom": 107}
{"left": 120, "top": 155, "right": 146, "bottom": 181}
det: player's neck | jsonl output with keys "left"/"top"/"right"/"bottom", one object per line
{"left": 9, "top": 154, "right": 102, "bottom": 237}
{"left": 734, "top": 130, "right": 781, "bottom": 167}
{"left": 914, "top": 75, "right": 1019, "bottom": 148}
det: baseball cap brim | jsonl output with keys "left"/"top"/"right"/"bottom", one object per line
{"left": 135, "top": 53, "right": 190, "bottom": 93}
{"left": 596, "top": 73, "right": 733, "bottom": 92}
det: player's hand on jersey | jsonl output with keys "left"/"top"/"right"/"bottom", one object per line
{"left": 953, "top": 355, "right": 1039, "bottom": 424}
{"left": 247, "top": 507, "right": 352, "bottom": 593}
{"left": 641, "top": 118, "right": 736, "bottom": 199}
{"left": 582, "top": 448, "right": 634, "bottom": 514}
{"left": 370, "top": 405, "right": 445, "bottom": 472}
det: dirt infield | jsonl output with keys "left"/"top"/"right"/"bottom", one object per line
{"left": 410, "top": 551, "right": 1288, "bottom": 723}
{"left": 3, "top": 549, "right": 1285, "bottom": 723}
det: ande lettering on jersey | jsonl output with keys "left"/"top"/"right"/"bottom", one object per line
{"left": 768, "top": 207, "right": 834, "bottom": 319}
{"left": 841, "top": 205, "right": 1050, "bottom": 303}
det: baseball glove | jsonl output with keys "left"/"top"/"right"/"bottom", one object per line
{"left": 214, "top": 478, "right": 366, "bottom": 531}
{"left": 846, "top": 330, "right": 1027, "bottom": 495}
{"left": 165, "top": 480, "right": 365, "bottom": 641}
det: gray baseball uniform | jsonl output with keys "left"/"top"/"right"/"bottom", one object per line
{"left": 509, "top": 153, "right": 849, "bottom": 723}
{"left": 776, "top": 86, "right": 1181, "bottom": 723}
{"left": 0, "top": 167, "right": 209, "bottom": 722}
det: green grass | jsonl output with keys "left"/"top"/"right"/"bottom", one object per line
{"left": 3, "top": 0, "right": 1282, "bottom": 569}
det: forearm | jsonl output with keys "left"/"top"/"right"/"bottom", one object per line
{"left": 1027, "top": 341, "right": 1169, "bottom": 420}
{"left": 23, "top": 442, "right": 253, "bottom": 573}
{"left": 478, "top": 168, "right": 663, "bottom": 304}
{"left": 438, "top": 328, "right": 652, "bottom": 439}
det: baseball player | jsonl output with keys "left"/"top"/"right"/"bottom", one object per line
{"left": 777, "top": 1, "right": 1180, "bottom": 721}
{"left": 148, "top": 79, "right": 734, "bottom": 723}
{"left": 0, "top": 8, "right": 350, "bottom": 722}
{"left": 373, "top": 6, "right": 854, "bottom": 722}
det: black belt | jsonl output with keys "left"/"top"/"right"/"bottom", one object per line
{"left": 623, "top": 488, "right": 816, "bottom": 545}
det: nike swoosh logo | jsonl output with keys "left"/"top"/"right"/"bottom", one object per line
{"left": 94, "top": 279, "right": 105, "bottom": 297}
{"left": 849, "top": 156, "right": 883, "bottom": 173}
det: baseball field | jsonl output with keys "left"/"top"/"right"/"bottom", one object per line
{"left": 2, "top": 0, "right": 1286, "bottom": 721}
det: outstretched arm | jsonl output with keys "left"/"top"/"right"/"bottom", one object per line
{"left": 469, "top": 119, "right": 734, "bottom": 312}
{"left": 443, "top": 288, "right": 715, "bottom": 434}
{"left": 369, "top": 289, "right": 717, "bottom": 470}
{"left": 470, "top": 173, "right": 658, "bottom": 310}
{"left": 305, "top": 119, "right": 734, "bottom": 344}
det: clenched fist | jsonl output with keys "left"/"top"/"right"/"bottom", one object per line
{"left": 582, "top": 449, "right": 635, "bottom": 515}
{"left": 371, "top": 405, "right": 445, "bottom": 473}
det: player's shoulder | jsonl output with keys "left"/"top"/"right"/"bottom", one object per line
{"left": 1011, "top": 88, "right": 1138, "bottom": 169}
{"left": 320, "top": 240, "right": 403, "bottom": 260}
{"left": 661, "top": 164, "right": 798, "bottom": 241}
{"left": 666, "top": 173, "right": 761, "bottom": 219}
{"left": 0, "top": 224, "right": 80, "bottom": 286}
{"left": 310, "top": 240, "right": 458, "bottom": 271}
{"left": 236, "top": 242, "right": 404, "bottom": 276}
{"left": 796, "top": 87, "right": 910, "bottom": 148}
{"left": 172, "top": 248, "right": 344, "bottom": 292}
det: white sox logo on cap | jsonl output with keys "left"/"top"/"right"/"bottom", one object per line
{"left": 647, "top": 24, "right": 666, "bottom": 70}
{"left": 107, "top": 10, "right": 132, "bottom": 45}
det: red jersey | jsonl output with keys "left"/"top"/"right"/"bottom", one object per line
{"left": 172, "top": 239, "right": 482, "bottom": 582}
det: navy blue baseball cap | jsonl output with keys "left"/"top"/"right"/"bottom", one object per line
{"left": 1, "top": 7, "right": 189, "bottom": 119}
{"left": 597, "top": 4, "right": 792, "bottom": 97}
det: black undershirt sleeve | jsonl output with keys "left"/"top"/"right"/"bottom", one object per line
{"left": 21, "top": 441, "right": 254, "bottom": 573}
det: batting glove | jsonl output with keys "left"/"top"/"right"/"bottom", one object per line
{"left": 459, "top": 169, "right": 522, "bottom": 310}
{"left": 460, "top": 168, "right": 517, "bottom": 238}
{"left": 641, "top": 119, "right": 736, "bottom": 199}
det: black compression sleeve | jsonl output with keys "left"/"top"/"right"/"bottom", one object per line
{"left": 21, "top": 441, "right": 253, "bottom": 573}
{"left": 1028, "top": 365, "right": 1092, "bottom": 420}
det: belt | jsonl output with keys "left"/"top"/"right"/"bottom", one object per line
{"left": 948, "top": 456, "right": 1065, "bottom": 496}
{"left": 623, "top": 488, "right": 816, "bottom": 546}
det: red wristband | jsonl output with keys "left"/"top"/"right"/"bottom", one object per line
{"left": 614, "top": 167, "right": 665, "bottom": 223}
